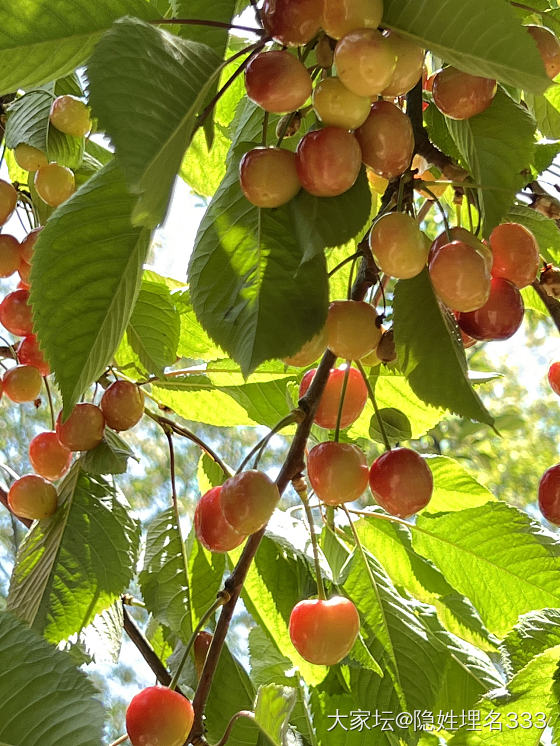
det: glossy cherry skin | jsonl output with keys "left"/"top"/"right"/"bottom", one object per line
{"left": 432, "top": 67, "right": 497, "bottom": 120}
{"left": 289, "top": 596, "right": 360, "bottom": 665}
{"left": 322, "top": 0, "right": 383, "bottom": 39}
{"left": 428, "top": 226, "right": 489, "bottom": 267}
{"left": 0, "top": 179, "right": 17, "bottom": 225}
{"left": 282, "top": 326, "right": 327, "bottom": 367}
{"left": 457, "top": 278, "right": 524, "bottom": 341}
{"left": 429, "top": 240, "right": 491, "bottom": 312}
{"left": 527, "top": 25, "right": 560, "bottom": 79}
{"left": 299, "top": 366, "right": 367, "bottom": 430}
{"left": 194, "top": 631, "right": 213, "bottom": 679}
{"left": 296, "top": 128, "right": 362, "bottom": 198}
{"left": 2, "top": 365, "right": 42, "bottom": 402}
{"left": 307, "top": 441, "right": 369, "bottom": 505}
{"left": 17, "top": 335, "right": 50, "bottom": 376}
{"left": 369, "top": 447, "right": 433, "bottom": 518}
{"left": 49, "top": 95, "right": 91, "bottom": 137}
{"left": 29, "top": 431, "right": 72, "bottom": 481}
{"left": 312, "top": 77, "right": 371, "bottom": 130}
{"left": 126, "top": 686, "right": 194, "bottom": 746}
{"left": 326, "top": 300, "right": 380, "bottom": 360}
{"left": 382, "top": 32, "right": 425, "bottom": 97}
{"left": 34, "top": 163, "right": 75, "bottom": 207}
{"left": 538, "top": 464, "right": 560, "bottom": 524}
{"left": 220, "top": 470, "right": 280, "bottom": 535}
{"left": 240, "top": 147, "right": 301, "bottom": 208}
{"left": 335, "top": 29, "right": 397, "bottom": 97}
{"left": 356, "top": 101, "right": 414, "bottom": 179}
{"left": 100, "top": 380, "right": 145, "bottom": 431}
{"left": 56, "top": 403, "right": 105, "bottom": 451}
{"left": 262, "top": 0, "right": 322, "bottom": 46}
{"left": 194, "top": 486, "right": 246, "bottom": 552}
{"left": 369, "top": 212, "right": 428, "bottom": 279}
{"left": 0, "top": 234, "right": 21, "bottom": 278}
{"left": 548, "top": 362, "right": 560, "bottom": 396}
{"left": 489, "top": 222, "right": 539, "bottom": 289}
{"left": 14, "top": 144, "right": 48, "bottom": 172}
{"left": 245, "top": 51, "right": 312, "bottom": 114}
{"left": 0, "top": 289, "right": 33, "bottom": 336}
{"left": 8, "top": 474, "right": 58, "bottom": 520}
{"left": 19, "top": 226, "right": 42, "bottom": 264}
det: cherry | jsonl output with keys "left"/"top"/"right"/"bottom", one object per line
{"left": 194, "top": 631, "right": 213, "bottom": 679}
{"left": 0, "top": 234, "right": 21, "bottom": 278}
{"left": 126, "top": 686, "right": 194, "bottom": 746}
{"left": 239, "top": 147, "right": 301, "bottom": 208}
{"left": 428, "top": 226, "right": 489, "bottom": 267}
{"left": 220, "top": 469, "right": 280, "bottom": 535}
{"left": 56, "top": 403, "right": 105, "bottom": 451}
{"left": 282, "top": 326, "right": 327, "bottom": 367}
{"left": 489, "top": 222, "right": 539, "bottom": 289}
{"left": 8, "top": 474, "right": 58, "bottom": 520}
{"left": 0, "top": 179, "right": 17, "bottom": 225}
{"left": 14, "top": 144, "right": 48, "bottom": 172}
{"left": 19, "top": 227, "right": 42, "bottom": 264}
{"left": 334, "top": 29, "right": 397, "bottom": 97}
{"left": 307, "top": 441, "right": 368, "bottom": 505}
{"left": 295, "top": 127, "right": 362, "bottom": 197}
{"left": 429, "top": 240, "right": 491, "bottom": 312}
{"left": 548, "top": 362, "right": 560, "bottom": 396}
{"left": 289, "top": 596, "right": 360, "bottom": 665}
{"left": 299, "top": 366, "right": 367, "bottom": 430}
{"left": 382, "top": 32, "right": 425, "bottom": 97}
{"left": 262, "top": 0, "right": 322, "bottom": 46}
{"left": 312, "top": 77, "right": 371, "bottom": 130}
{"left": 369, "top": 447, "right": 433, "bottom": 517}
{"left": 369, "top": 212, "right": 428, "bottom": 279}
{"left": 49, "top": 95, "right": 91, "bottom": 137}
{"left": 457, "top": 277, "right": 524, "bottom": 341}
{"left": 100, "top": 380, "right": 145, "bottom": 431}
{"left": 29, "top": 431, "right": 72, "bottom": 481}
{"left": 326, "top": 300, "right": 380, "bottom": 360}
{"left": 2, "top": 364, "right": 42, "bottom": 402}
{"left": 355, "top": 100, "right": 414, "bottom": 179}
{"left": 34, "top": 163, "right": 75, "bottom": 207}
{"left": 194, "top": 485, "right": 246, "bottom": 552}
{"left": 527, "top": 25, "right": 560, "bottom": 79}
{"left": 245, "top": 51, "right": 312, "bottom": 114}
{"left": 0, "top": 288, "right": 33, "bottom": 336}
{"left": 18, "top": 261, "right": 31, "bottom": 287}
{"left": 432, "top": 67, "right": 497, "bottom": 120}
{"left": 376, "top": 328, "right": 396, "bottom": 363}
{"left": 322, "top": 0, "right": 383, "bottom": 39}
{"left": 453, "top": 312, "right": 477, "bottom": 349}
{"left": 17, "top": 335, "right": 50, "bottom": 376}
{"left": 538, "top": 463, "right": 560, "bottom": 524}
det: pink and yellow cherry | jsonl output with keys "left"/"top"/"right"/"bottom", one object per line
{"left": 369, "top": 447, "right": 433, "bottom": 517}
{"left": 126, "top": 686, "right": 194, "bottom": 746}
{"left": 8, "top": 474, "right": 58, "bottom": 520}
{"left": 538, "top": 463, "right": 560, "bottom": 524}
{"left": 34, "top": 164, "right": 75, "bottom": 207}
{"left": 429, "top": 240, "right": 491, "bottom": 312}
{"left": 0, "top": 289, "right": 33, "bottom": 336}
{"left": 428, "top": 226, "right": 489, "bottom": 267}
{"left": 382, "top": 32, "right": 425, "bottom": 97}
{"left": 0, "top": 234, "right": 21, "bottom": 277}
{"left": 527, "top": 25, "right": 560, "bottom": 79}
{"left": 307, "top": 441, "right": 368, "bottom": 505}
{"left": 326, "top": 300, "right": 381, "bottom": 360}
{"left": 296, "top": 128, "right": 362, "bottom": 197}
{"left": 17, "top": 335, "right": 50, "bottom": 376}
{"left": 289, "top": 596, "right": 360, "bottom": 665}
{"left": 356, "top": 100, "right": 414, "bottom": 179}
{"left": 29, "top": 431, "right": 72, "bottom": 481}
{"left": 312, "top": 77, "right": 371, "bottom": 130}
{"left": 432, "top": 67, "right": 497, "bottom": 120}
{"left": 49, "top": 95, "right": 91, "bottom": 138}
{"left": 194, "top": 485, "right": 246, "bottom": 552}
{"left": 18, "top": 261, "right": 31, "bottom": 288}
{"left": 100, "top": 380, "right": 145, "bottom": 431}
{"left": 240, "top": 148, "right": 301, "bottom": 208}
{"left": 245, "top": 51, "right": 312, "bottom": 114}
{"left": 13, "top": 144, "right": 48, "bottom": 172}
{"left": 194, "top": 631, "right": 213, "bottom": 679}
{"left": 548, "top": 362, "right": 560, "bottom": 396}
{"left": 262, "top": 0, "right": 322, "bottom": 46}
{"left": 220, "top": 470, "right": 280, "bottom": 535}
{"left": 322, "top": 0, "right": 383, "bottom": 39}
{"left": 335, "top": 29, "right": 397, "bottom": 97}
{"left": 0, "top": 179, "right": 17, "bottom": 225}
{"left": 369, "top": 212, "right": 428, "bottom": 279}
{"left": 19, "top": 227, "right": 42, "bottom": 264}
{"left": 282, "top": 326, "right": 327, "bottom": 367}
{"left": 489, "top": 222, "right": 539, "bottom": 289}
{"left": 2, "top": 365, "right": 42, "bottom": 402}
{"left": 457, "top": 277, "right": 524, "bottom": 341}
{"left": 299, "top": 366, "right": 367, "bottom": 429}
{"left": 56, "top": 403, "right": 105, "bottom": 451}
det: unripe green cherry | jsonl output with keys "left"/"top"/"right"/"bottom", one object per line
{"left": 369, "top": 212, "right": 428, "bottom": 279}
{"left": 326, "top": 300, "right": 381, "bottom": 360}
{"left": 334, "top": 29, "right": 397, "bottom": 97}
{"left": 312, "top": 77, "right": 371, "bottom": 130}
{"left": 240, "top": 147, "right": 301, "bottom": 208}
{"left": 14, "top": 144, "right": 49, "bottom": 172}
{"left": 49, "top": 95, "right": 91, "bottom": 137}
{"left": 34, "top": 164, "right": 75, "bottom": 207}
{"left": 382, "top": 32, "right": 425, "bottom": 97}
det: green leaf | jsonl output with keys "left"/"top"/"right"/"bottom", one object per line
{"left": 446, "top": 89, "right": 536, "bottom": 234}
{"left": 502, "top": 608, "right": 560, "bottom": 675}
{"left": 254, "top": 684, "right": 297, "bottom": 746}
{"left": 173, "top": 288, "right": 225, "bottom": 361}
{"left": 197, "top": 452, "right": 229, "bottom": 494}
{"left": 508, "top": 203, "right": 560, "bottom": 264}
{"left": 526, "top": 83, "right": 560, "bottom": 139}
{"left": 186, "top": 527, "right": 226, "bottom": 628}
{"left": 180, "top": 124, "right": 229, "bottom": 197}
{"left": 80, "top": 428, "right": 137, "bottom": 475}
{"left": 426, "top": 455, "right": 495, "bottom": 513}
{"left": 30, "top": 161, "right": 151, "bottom": 415}
{"left": 383, "top": 0, "right": 550, "bottom": 93}
{"left": 87, "top": 17, "right": 222, "bottom": 227}
{"left": 7, "top": 466, "right": 140, "bottom": 644}
{"left": 0, "top": 612, "right": 104, "bottom": 746}
{"left": 0, "top": 0, "right": 155, "bottom": 95}
{"left": 393, "top": 270, "right": 494, "bottom": 427}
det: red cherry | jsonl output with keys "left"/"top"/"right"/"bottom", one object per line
{"left": 239, "top": 147, "right": 301, "bottom": 208}
{"left": 29, "top": 431, "right": 72, "bottom": 481}
{"left": 307, "top": 441, "right": 369, "bottom": 505}
{"left": 2, "top": 365, "right": 42, "bottom": 402}
{"left": 295, "top": 128, "right": 362, "bottom": 198}
{"left": 289, "top": 596, "right": 360, "bottom": 665}
{"left": 0, "top": 234, "right": 21, "bottom": 278}
{"left": 17, "top": 335, "right": 50, "bottom": 376}
{"left": 299, "top": 366, "right": 367, "bottom": 430}
{"left": 220, "top": 470, "right": 280, "bottom": 535}
{"left": 194, "top": 631, "right": 213, "bottom": 679}
{"left": 245, "top": 51, "right": 312, "bottom": 114}
{"left": 19, "top": 226, "right": 42, "bottom": 264}
{"left": 8, "top": 474, "right": 58, "bottom": 520}
{"left": 194, "top": 486, "right": 246, "bottom": 552}
{"left": 369, "top": 447, "right": 433, "bottom": 518}
{"left": 126, "top": 686, "right": 194, "bottom": 746}
{"left": 355, "top": 100, "right": 414, "bottom": 180}
{"left": 261, "top": 0, "right": 322, "bottom": 46}
{"left": 100, "top": 380, "right": 145, "bottom": 431}
{"left": 56, "top": 403, "right": 105, "bottom": 451}
{"left": 538, "top": 463, "right": 560, "bottom": 524}
{"left": 0, "top": 289, "right": 33, "bottom": 336}
{"left": 457, "top": 277, "right": 524, "bottom": 341}
{"left": 0, "top": 179, "right": 17, "bottom": 226}
{"left": 548, "top": 362, "right": 560, "bottom": 396}
{"left": 432, "top": 67, "right": 497, "bottom": 120}
{"left": 489, "top": 222, "right": 539, "bottom": 289}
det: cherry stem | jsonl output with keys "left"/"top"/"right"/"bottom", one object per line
{"left": 328, "top": 250, "right": 362, "bottom": 277}
{"left": 43, "top": 376, "right": 55, "bottom": 430}
{"left": 108, "top": 735, "right": 128, "bottom": 746}
{"left": 355, "top": 360, "right": 391, "bottom": 452}
{"left": 236, "top": 411, "right": 301, "bottom": 474}
{"left": 333, "top": 363, "right": 351, "bottom": 443}
{"left": 213, "top": 711, "right": 256, "bottom": 746}
{"left": 149, "top": 18, "right": 265, "bottom": 35}
{"left": 421, "top": 184, "right": 451, "bottom": 240}
{"left": 346, "top": 507, "right": 412, "bottom": 529}
{"left": 261, "top": 111, "right": 269, "bottom": 146}
{"left": 295, "top": 479, "right": 327, "bottom": 600}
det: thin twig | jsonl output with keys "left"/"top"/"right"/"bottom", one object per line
{"left": 356, "top": 360, "right": 391, "bottom": 452}
{"left": 213, "top": 711, "right": 256, "bottom": 746}
{"left": 150, "top": 18, "right": 265, "bottom": 35}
